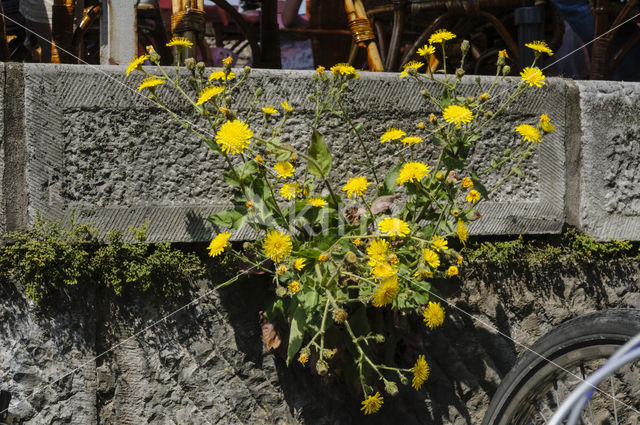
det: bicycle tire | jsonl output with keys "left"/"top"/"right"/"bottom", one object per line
{"left": 482, "top": 309, "right": 640, "bottom": 425}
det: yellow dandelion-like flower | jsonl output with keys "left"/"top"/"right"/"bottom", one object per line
{"left": 280, "top": 183, "right": 300, "bottom": 200}
{"left": 422, "top": 248, "right": 440, "bottom": 269}
{"left": 539, "top": 114, "right": 555, "bottom": 133}
{"left": 317, "top": 253, "right": 329, "bottom": 262}
{"left": 396, "top": 162, "right": 431, "bottom": 185}
{"left": 277, "top": 264, "right": 288, "bottom": 274}
{"left": 380, "top": 128, "right": 406, "bottom": 143}
{"left": 126, "top": 54, "right": 149, "bottom": 77}
{"left": 525, "top": 40, "right": 553, "bottom": 56}
{"left": 288, "top": 280, "right": 301, "bottom": 294}
{"left": 353, "top": 238, "right": 363, "bottom": 247}
{"left": 293, "top": 258, "right": 306, "bottom": 271}
{"left": 515, "top": 124, "right": 541, "bottom": 143}
{"left": 330, "top": 63, "right": 359, "bottom": 78}
{"left": 400, "top": 60, "right": 424, "bottom": 78}
{"left": 401, "top": 136, "right": 424, "bottom": 146}
{"left": 448, "top": 265, "right": 459, "bottom": 277}
{"left": 207, "top": 232, "right": 232, "bottom": 258}
{"left": 263, "top": 230, "right": 293, "bottom": 263}
{"left": 370, "top": 262, "right": 397, "bottom": 278}
{"left": 457, "top": 218, "right": 468, "bottom": 246}
{"left": 316, "top": 65, "right": 325, "bottom": 73}
{"left": 498, "top": 49, "right": 509, "bottom": 59}
{"left": 307, "top": 197, "right": 328, "bottom": 207}
{"left": 274, "top": 161, "right": 295, "bottom": 178}
{"left": 137, "top": 76, "right": 165, "bottom": 92}
{"left": 281, "top": 100, "right": 293, "bottom": 113}
{"left": 208, "top": 70, "right": 236, "bottom": 81}
{"left": 431, "top": 237, "right": 448, "bottom": 252}
{"left": 367, "top": 239, "right": 391, "bottom": 266}
{"left": 443, "top": 105, "right": 473, "bottom": 127}
{"left": 461, "top": 177, "right": 474, "bottom": 188}
{"left": 466, "top": 189, "right": 480, "bottom": 204}
{"left": 372, "top": 276, "right": 400, "bottom": 307}
{"left": 361, "top": 392, "right": 384, "bottom": 415}
{"left": 428, "top": 29, "right": 456, "bottom": 45}
{"left": 378, "top": 217, "right": 410, "bottom": 238}
{"left": 262, "top": 105, "right": 278, "bottom": 115}
{"left": 418, "top": 122, "right": 425, "bottom": 128}
{"left": 417, "top": 44, "right": 436, "bottom": 57}
{"left": 215, "top": 120, "right": 253, "bottom": 155}
{"left": 222, "top": 56, "right": 234, "bottom": 67}
{"left": 423, "top": 301, "right": 445, "bottom": 329}
{"left": 520, "top": 67, "right": 546, "bottom": 87}
{"left": 342, "top": 176, "right": 371, "bottom": 198}
{"left": 166, "top": 37, "right": 193, "bottom": 48}
{"left": 298, "top": 352, "right": 309, "bottom": 365}
{"left": 457, "top": 255, "right": 463, "bottom": 265}
{"left": 412, "top": 355, "right": 430, "bottom": 390}
{"left": 255, "top": 154, "right": 265, "bottom": 164}
{"left": 196, "top": 85, "right": 225, "bottom": 105}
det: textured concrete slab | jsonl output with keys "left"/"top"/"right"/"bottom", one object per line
{"left": 576, "top": 80, "right": 640, "bottom": 241}
{"left": 22, "top": 64, "right": 565, "bottom": 242}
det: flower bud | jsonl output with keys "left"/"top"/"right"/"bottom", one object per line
{"left": 146, "top": 45, "right": 161, "bottom": 64}
{"left": 384, "top": 380, "right": 399, "bottom": 396}
{"left": 224, "top": 96, "right": 233, "bottom": 105}
{"left": 333, "top": 308, "right": 348, "bottom": 323}
{"left": 475, "top": 75, "right": 481, "bottom": 85}
{"left": 243, "top": 65, "right": 251, "bottom": 76}
{"left": 255, "top": 87, "right": 263, "bottom": 97}
{"left": 219, "top": 106, "right": 236, "bottom": 121}
{"left": 195, "top": 61, "right": 205, "bottom": 75}
{"left": 452, "top": 208, "right": 460, "bottom": 217}
{"left": 185, "top": 57, "right": 196, "bottom": 71}
{"left": 316, "top": 359, "right": 329, "bottom": 376}
{"left": 503, "top": 148, "right": 511, "bottom": 156}
{"left": 461, "top": 40, "right": 470, "bottom": 54}
{"left": 307, "top": 94, "right": 315, "bottom": 102}
{"left": 485, "top": 111, "right": 494, "bottom": 119}
{"left": 276, "top": 286, "right": 287, "bottom": 297}
{"left": 345, "top": 251, "right": 358, "bottom": 263}
{"left": 323, "top": 349, "right": 335, "bottom": 359}
{"left": 276, "top": 264, "right": 288, "bottom": 274}
{"left": 429, "top": 113, "right": 437, "bottom": 124}
{"left": 375, "top": 334, "right": 385, "bottom": 343}
{"left": 502, "top": 65, "right": 511, "bottom": 76}
{"left": 421, "top": 89, "right": 431, "bottom": 98}
{"left": 497, "top": 56, "right": 505, "bottom": 67}
{"left": 399, "top": 374, "right": 409, "bottom": 385}
{"left": 480, "top": 93, "right": 490, "bottom": 102}
{"left": 465, "top": 96, "right": 475, "bottom": 104}
{"left": 318, "top": 253, "right": 329, "bottom": 262}
{"left": 242, "top": 241, "right": 252, "bottom": 250}
{"left": 456, "top": 68, "right": 465, "bottom": 78}
{"left": 470, "top": 211, "right": 482, "bottom": 221}
{"left": 446, "top": 170, "right": 458, "bottom": 184}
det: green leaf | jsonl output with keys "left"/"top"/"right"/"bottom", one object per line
{"left": 307, "top": 130, "right": 332, "bottom": 178}
{"left": 208, "top": 207, "right": 248, "bottom": 230}
{"left": 469, "top": 171, "right": 490, "bottom": 200}
{"left": 349, "top": 305, "right": 370, "bottom": 337}
{"left": 286, "top": 302, "right": 307, "bottom": 366}
{"left": 354, "top": 122, "right": 365, "bottom": 134}
{"left": 513, "top": 167, "right": 526, "bottom": 179}
{"left": 381, "top": 163, "right": 401, "bottom": 195}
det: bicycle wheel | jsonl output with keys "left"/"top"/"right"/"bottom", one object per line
{"left": 482, "top": 309, "right": 640, "bottom": 425}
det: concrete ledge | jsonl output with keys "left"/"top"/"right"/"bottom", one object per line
{"left": 1, "top": 64, "right": 639, "bottom": 241}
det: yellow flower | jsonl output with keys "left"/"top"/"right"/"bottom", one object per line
{"left": 417, "top": 44, "right": 436, "bottom": 57}
{"left": 525, "top": 40, "right": 553, "bottom": 56}
{"left": 298, "top": 352, "right": 309, "bottom": 365}
{"left": 262, "top": 105, "right": 278, "bottom": 115}
{"left": 539, "top": 114, "right": 555, "bottom": 133}
{"left": 317, "top": 253, "right": 329, "bottom": 262}
{"left": 520, "top": 67, "right": 546, "bottom": 87}
{"left": 307, "top": 197, "right": 328, "bottom": 207}
{"left": 196, "top": 85, "right": 225, "bottom": 105}
{"left": 222, "top": 56, "right": 234, "bottom": 67}
{"left": 277, "top": 264, "right": 288, "bottom": 274}
{"left": 245, "top": 201, "right": 254, "bottom": 210}
{"left": 166, "top": 36, "right": 193, "bottom": 48}
{"left": 353, "top": 238, "right": 363, "bottom": 247}
{"left": 274, "top": 161, "right": 295, "bottom": 178}
{"left": 370, "top": 262, "right": 397, "bottom": 278}
{"left": 423, "top": 301, "right": 445, "bottom": 329}
{"left": 380, "top": 128, "right": 406, "bottom": 143}
{"left": 401, "top": 136, "right": 424, "bottom": 146}
{"left": 515, "top": 124, "right": 542, "bottom": 143}
{"left": 428, "top": 29, "right": 456, "bottom": 44}
{"left": 255, "top": 154, "right": 265, "bottom": 164}
{"left": 263, "top": 230, "right": 293, "bottom": 263}
{"left": 372, "top": 276, "right": 400, "bottom": 307}
{"left": 137, "top": 76, "right": 165, "bottom": 92}
{"left": 396, "top": 162, "right": 430, "bottom": 185}
{"left": 443, "top": 105, "right": 473, "bottom": 127}
{"left": 447, "top": 265, "right": 459, "bottom": 277}
{"left": 316, "top": 65, "right": 325, "bottom": 73}
{"left": 378, "top": 217, "right": 410, "bottom": 238}
{"left": 288, "top": 280, "right": 301, "bottom": 294}
{"left": 457, "top": 218, "right": 468, "bottom": 246}
{"left": 367, "top": 239, "right": 391, "bottom": 266}
{"left": 208, "top": 70, "right": 236, "bottom": 81}
{"left": 207, "top": 232, "right": 232, "bottom": 258}
{"left": 413, "top": 269, "right": 433, "bottom": 279}
{"left": 412, "top": 355, "right": 430, "bottom": 390}
{"left": 330, "top": 63, "right": 359, "bottom": 78}
{"left": 126, "top": 54, "right": 149, "bottom": 77}
{"left": 461, "top": 177, "right": 474, "bottom": 188}
{"left": 293, "top": 258, "right": 306, "bottom": 271}
{"left": 361, "top": 392, "right": 383, "bottom": 415}
{"left": 422, "top": 248, "right": 440, "bottom": 269}
{"left": 417, "top": 122, "right": 425, "bottom": 128}
{"left": 216, "top": 120, "right": 253, "bottom": 155}
{"left": 400, "top": 60, "right": 424, "bottom": 78}
{"left": 280, "top": 183, "right": 300, "bottom": 200}
{"left": 466, "top": 189, "right": 480, "bottom": 204}
{"left": 342, "top": 176, "right": 371, "bottom": 198}
{"left": 431, "top": 237, "right": 448, "bottom": 252}
{"left": 281, "top": 100, "right": 293, "bottom": 113}
{"left": 457, "top": 255, "right": 463, "bottom": 265}
{"left": 498, "top": 49, "right": 509, "bottom": 59}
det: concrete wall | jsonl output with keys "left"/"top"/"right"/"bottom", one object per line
{"left": 1, "top": 63, "right": 639, "bottom": 242}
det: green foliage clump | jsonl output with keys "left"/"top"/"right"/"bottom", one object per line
{"left": 0, "top": 216, "right": 205, "bottom": 304}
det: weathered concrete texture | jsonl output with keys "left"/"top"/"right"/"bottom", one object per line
{"left": 21, "top": 64, "right": 565, "bottom": 242}
{"left": 0, "top": 62, "right": 5, "bottom": 235}
{"left": 576, "top": 80, "right": 640, "bottom": 240}
{"left": 1, "top": 259, "right": 639, "bottom": 424}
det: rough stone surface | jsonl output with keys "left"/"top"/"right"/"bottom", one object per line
{"left": 20, "top": 64, "right": 565, "bottom": 242}
{"left": 577, "top": 80, "right": 640, "bottom": 240}
{"left": 1, "top": 258, "right": 639, "bottom": 424}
